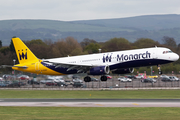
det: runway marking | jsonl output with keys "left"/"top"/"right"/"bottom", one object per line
{"left": 95, "top": 104, "right": 104, "bottom": 106}
{"left": 59, "top": 105, "right": 67, "bottom": 107}
{"left": 132, "top": 103, "right": 139, "bottom": 105}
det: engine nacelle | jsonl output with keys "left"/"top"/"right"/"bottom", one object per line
{"left": 112, "top": 68, "right": 134, "bottom": 74}
{"left": 88, "top": 66, "right": 110, "bottom": 75}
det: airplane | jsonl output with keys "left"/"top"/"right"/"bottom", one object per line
{"left": 2, "top": 37, "right": 179, "bottom": 82}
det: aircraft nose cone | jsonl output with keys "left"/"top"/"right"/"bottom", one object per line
{"left": 173, "top": 53, "right": 179, "bottom": 61}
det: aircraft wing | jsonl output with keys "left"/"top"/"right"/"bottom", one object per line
{"left": 42, "top": 60, "right": 113, "bottom": 73}
{"left": 43, "top": 60, "right": 95, "bottom": 73}
{"left": 43, "top": 60, "right": 97, "bottom": 66}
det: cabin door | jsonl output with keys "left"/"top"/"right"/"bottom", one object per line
{"left": 35, "top": 62, "right": 40, "bottom": 73}
{"left": 153, "top": 48, "right": 157, "bottom": 59}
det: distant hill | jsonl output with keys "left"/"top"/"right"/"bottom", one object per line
{"left": 0, "top": 14, "right": 180, "bottom": 46}
{"left": 0, "top": 19, "right": 134, "bottom": 32}
{"left": 72, "top": 14, "right": 180, "bottom": 30}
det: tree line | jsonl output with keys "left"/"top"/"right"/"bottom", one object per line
{"left": 0, "top": 36, "right": 180, "bottom": 75}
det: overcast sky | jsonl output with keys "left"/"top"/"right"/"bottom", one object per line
{"left": 0, "top": 0, "right": 180, "bottom": 21}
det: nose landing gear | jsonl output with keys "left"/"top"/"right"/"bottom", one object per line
{"left": 158, "top": 65, "right": 162, "bottom": 75}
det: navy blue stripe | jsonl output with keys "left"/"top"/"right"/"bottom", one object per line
{"left": 110, "top": 59, "right": 173, "bottom": 70}
{"left": 41, "top": 59, "right": 172, "bottom": 74}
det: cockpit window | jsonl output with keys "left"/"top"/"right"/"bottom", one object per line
{"left": 163, "top": 51, "right": 172, "bottom": 54}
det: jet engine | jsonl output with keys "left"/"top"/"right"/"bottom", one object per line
{"left": 88, "top": 66, "right": 110, "bottom": 75}
{"left": 112, "top": 68, "right": 134, "bottom": 74}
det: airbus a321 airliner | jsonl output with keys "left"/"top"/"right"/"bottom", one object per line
{"left": 3, "top": 37, "right": 179, "bottom": 82}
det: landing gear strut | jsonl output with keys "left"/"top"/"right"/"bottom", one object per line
{"left": 158, "top": 65, "right": 162, "bottom": 75}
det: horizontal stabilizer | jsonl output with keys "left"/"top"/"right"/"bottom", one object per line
{"left": 1, "top": 65, "right": 28, "bottom": 69}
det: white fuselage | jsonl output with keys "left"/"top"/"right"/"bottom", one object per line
{"left": 41, "top": 47, "right": 179, "bottom": 75}
{"left": 46, "top": 47, "right": 178, "bottom": 66}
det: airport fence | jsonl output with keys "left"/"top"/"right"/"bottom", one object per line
{"left": 1, "top": 76, "right": 180, "bottom": 89}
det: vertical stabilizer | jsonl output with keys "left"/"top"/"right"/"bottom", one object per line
{"left": 12, "top": 37, "right": 38, "bottom": 64}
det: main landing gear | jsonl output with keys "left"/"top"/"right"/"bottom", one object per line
{"left": 100, "top": 75, "right": 107, "bottom": 81}
{"left": 84, "top": 75, "right": 108, "bottom": 82}
{"left": 84, "top": 76, "right": 91, "bottom": 82}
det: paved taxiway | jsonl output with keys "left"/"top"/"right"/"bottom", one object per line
{"left": 0, "top": 99, "right": 180, "bottom": 107}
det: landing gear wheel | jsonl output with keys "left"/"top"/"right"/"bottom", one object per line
{"left": 84, "top": 76, "right": 91, "bottom": 82}
{"left": 100, "top": 75, "right": 107, "bottom": 81}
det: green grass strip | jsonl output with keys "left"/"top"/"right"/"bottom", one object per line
{"left": 0, "top": 107, "right": 180, "bottom": 120}
{"left": 0, "top": 89, "right": 180, "bottom": 99}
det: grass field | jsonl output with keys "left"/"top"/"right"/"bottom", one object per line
{"left": 1, "top": 89, "right": 180, "bottom": 119}
{"left": 0, "top": 89, "right": 180, "bottom": 99}
{"left": 0, "top": 107, "right": 180, "bottom": 120}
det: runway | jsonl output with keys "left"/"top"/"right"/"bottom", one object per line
{"left": 0, "top": 99, "right": 180, "bottom": 107}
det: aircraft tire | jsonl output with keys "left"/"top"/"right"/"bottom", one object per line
{"left": 101, "top": 75, "right": 107, "bottom": 81}
{"left": 84, "top": 76, "right": 91, "bottom": 82}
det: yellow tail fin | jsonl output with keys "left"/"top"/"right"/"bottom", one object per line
{"left": 12, "top": 37, "right": 39, "bottom": 64}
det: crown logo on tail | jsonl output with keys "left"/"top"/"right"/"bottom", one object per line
{"left": 18, "top": 49, "right": 27, "bottom": 60}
